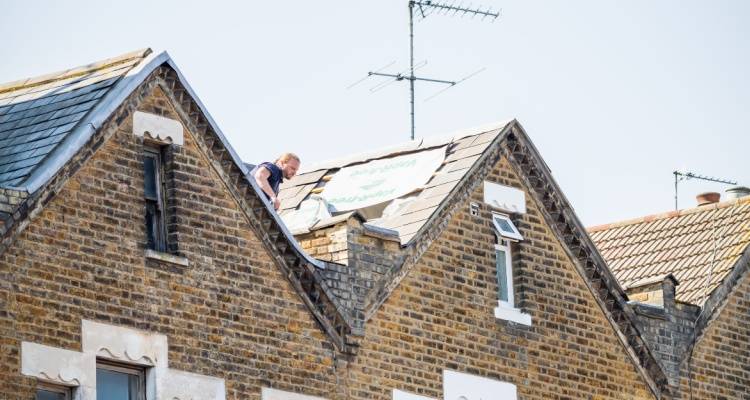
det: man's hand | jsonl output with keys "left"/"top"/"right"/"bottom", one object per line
{"left": 271, "top": 196, "right": 280, "bottom": 210}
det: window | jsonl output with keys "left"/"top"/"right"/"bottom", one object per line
{"left": 492, "top": 213, "right": 523, "bottom": 241}
{"left": 36, "top": 383, "right": 70, "bottom": 400}
{"left": 495, "top": 240, "right": 514, "bottom": 308}
{"left": 96, "top": 361, "right": 145, "bottom": 400}
{"left": 492, "top": 213, "right": 531, "bottom": 326}
{"left": 143, "top": 146, "right": 167, "bottom": 252}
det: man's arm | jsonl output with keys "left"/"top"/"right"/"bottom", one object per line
{"left": 253, "top": 166, "right": 281, "bottom": 210}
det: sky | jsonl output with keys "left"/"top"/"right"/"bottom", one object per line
{"left": 1, "top": 1, "right": 748, "bottom": 226}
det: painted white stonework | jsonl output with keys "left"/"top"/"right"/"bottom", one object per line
{"left": 443, "top": 370, "right": 517, "bottom": 400}
{"left": 21, "top": 342, "right": 96, "bottom": 399}
{"left": 133, "top": 111, "right": 184, "bottom": 145}
{"left": 160, "top": 369, "right": 226, "bottom": 400}
{"left": 483, "top": 181, "right": 526, "bottom": 214}
{"left": 262, "top": 387, "right": 328, "bottom": 400}
{"left": 82, "top": 319, "right": 167, "bottom": 367}
{"left": 21, "top": 320, "right": 225, "bottom": 400}
{"left": 392, "top": 389, "right": 437, "bottom": 400}
{"left": 494, "top": 303, "right": 532, "bottom": 326}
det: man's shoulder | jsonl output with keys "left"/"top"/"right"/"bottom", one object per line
{"left": 258, "top": 162, "right": 281, "bottom": 173}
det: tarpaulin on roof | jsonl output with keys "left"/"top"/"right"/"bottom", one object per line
{"left": 322, "top": 146, "right": 446, "bottom": 212}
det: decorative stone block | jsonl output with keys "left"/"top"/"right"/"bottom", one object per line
{"left": 261, "top": 388, "right": 327, "bottom": 400}
{"left": 21, "top": 342, "right": 95, "bottom": 388}
{"left": 133, "top": 111, "right": 184, "bottom": 145}
{"left": 82, "top": 320, "right": 168, "bottom": 368}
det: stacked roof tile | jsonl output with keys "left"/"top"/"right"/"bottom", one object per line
{"left": 0, "top": 49, "right": 151, "bottom": 187}
{"left": 276, "top": 121, "right": 510, "bottom": 244}
{"left": 589, "top": 197, "right": 750, "bottom": 305}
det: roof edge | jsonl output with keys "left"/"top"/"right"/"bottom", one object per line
{"left": 14, "top": 50, "right": 165, "bottom": 193}
{"left": 0, "top": 48, "right": 151, "bottom": 95}
{"left": 588, "top": 196, "right": 750, "bottom": 233}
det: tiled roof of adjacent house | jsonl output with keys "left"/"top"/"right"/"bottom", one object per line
{"left": 0, "top": 49, "right": 151, "bottom": 187}
{"left": 589, "top": 197, "right": 750, "bottom": 305}
{"left": 276, "top": 121, "right": 511, "bottom": 244}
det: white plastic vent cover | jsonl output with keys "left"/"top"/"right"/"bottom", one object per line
{"left": 483, "top": 181, "right": 525, "bottom": 214}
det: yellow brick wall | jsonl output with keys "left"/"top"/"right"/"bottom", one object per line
{"left": 346, "top": 157, "right": 655, "bottom": 399}
{"left": 678, "top": 273, "right": 750, "bottom": 399}
{"left": 0, "top": 86, "right": 340, "bottom": 399}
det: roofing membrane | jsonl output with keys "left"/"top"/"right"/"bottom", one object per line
{"left": 277, "top": 121, "right": 511, "bottom": 244}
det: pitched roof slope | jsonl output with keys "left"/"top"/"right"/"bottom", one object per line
{"left": 277, "top": 121, "right": 511, "bottom": 244}
{"left": 589, "top": 197, "right": 750, "bottom": 305}
{"left": 0, "top": 49, "right": 151, "bottom": 187}
{"left": 0, "top": 49, "right": 356, "bottom": 351}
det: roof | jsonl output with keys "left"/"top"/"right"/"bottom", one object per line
{"left": 0, "top": 49, "right": 151, "bottom": 187}
{"left": 277, "top": 120, "right": 512, "bottom": 244}
{"left": 589, "top": 196, "right": 750, "bottom": 305}
{"left": 0, "top": 49, "right": 357, "bottom": 351}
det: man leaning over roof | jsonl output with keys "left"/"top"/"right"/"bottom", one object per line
{"left": 253, "top": 153, "right": 301, "bottom": 210}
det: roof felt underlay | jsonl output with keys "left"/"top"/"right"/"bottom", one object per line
{"left": 0, "top": 50, "right": 150, "bottom": 187}
{"left": 277, "top": 123, "right": 509, "bottom": 244}
{"left": 589, "top": 197, "right": 750, "bottom": 305}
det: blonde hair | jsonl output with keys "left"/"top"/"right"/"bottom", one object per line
{"left": 276, "top": 152, "right": 300, "bottom": 164}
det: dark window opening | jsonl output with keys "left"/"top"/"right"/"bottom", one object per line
{"left": 144, "top": 146, "right": 167, "bottom": 252}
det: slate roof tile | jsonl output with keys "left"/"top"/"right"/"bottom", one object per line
{"left": 0, "top": 49, "right": 150, "bottom": 187}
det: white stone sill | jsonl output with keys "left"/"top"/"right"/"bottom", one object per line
{"left": 145, "top": 249, "right": 189, "bottom": 267}
{"left": 494, "top": 303, "right": 532, "bottom": 326}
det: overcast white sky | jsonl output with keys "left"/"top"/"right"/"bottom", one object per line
{"left": 1, "top": 1, "right": 748, "bottom": 226}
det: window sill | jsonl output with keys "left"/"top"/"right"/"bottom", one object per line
{"left": 494, "top": 303, "right": 532, "bottom": 326}
{"left": 145, "top": 249, "right": 189, "bottom": 267}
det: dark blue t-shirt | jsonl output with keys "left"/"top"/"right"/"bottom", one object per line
{"left": 257, "top": 162, "right": 283, "bottom": 197}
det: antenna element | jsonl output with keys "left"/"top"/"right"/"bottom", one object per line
{"left": 673, "top": 170, "right": 737, "bottom": 210}
{"left": 352, "top": 1, "right": 500, "bottom": 140}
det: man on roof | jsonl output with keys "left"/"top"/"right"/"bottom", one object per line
{"left": 253, "top": 153, "right": 301, "bottom": 210}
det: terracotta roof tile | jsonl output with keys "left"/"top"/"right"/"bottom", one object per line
{"left": 589, "top": 197, "right": 750, "bottom": 305}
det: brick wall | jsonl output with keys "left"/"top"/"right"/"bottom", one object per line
{"left": 628, "top": 278, "right": 700, "bottom": 388}
{"left": 297, "top": 217, "right": 404, "bottom": 332}
{"left": 678, "top": 271, "right": 750, "bottom": 399}
{"left": 346, "top": 157, "right": 655, "bottom": 399}
{"left": 0, "top": 85, "right": 341, "bottom": 399}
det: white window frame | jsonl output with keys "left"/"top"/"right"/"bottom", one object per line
{"left": 492, "top": 213, "right": 523, "bottom": 241}
{"left": 495, "top": 240, "right": 514, "bottom": 309}
{"left": 95, "top": 360, "right": 147, "bottom": 400}
{"left": 491, "top": 214, "right": 531, "bottom": 326}
{"left": 36, "top": 382, "right": 72, "bottom": 400}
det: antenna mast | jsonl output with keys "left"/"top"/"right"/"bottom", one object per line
{"left": 673, "top": 170, "right": 737, "bottom": 210}
{"left": 356, "top": 1, "right": 499, "bottom": 140}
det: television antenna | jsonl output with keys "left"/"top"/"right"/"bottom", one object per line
{"left": 673, "top": 170, "right": 737, "bottom": 210}
{"left": 350, "top": 1, "right": 500, "bottom": 140}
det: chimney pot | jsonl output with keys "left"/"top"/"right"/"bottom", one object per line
{"left": 696, "top": 192, "right": 721, "bottom": 206}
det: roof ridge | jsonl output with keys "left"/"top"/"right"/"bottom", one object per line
{"left": 588, "top": 196, "right": 750, "bottom": 233}
{"left": 299, "top": 119, "right": 513, "bottom": 173}
{"left": 0, "top": 48, "right": 151, "bottom": 96}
